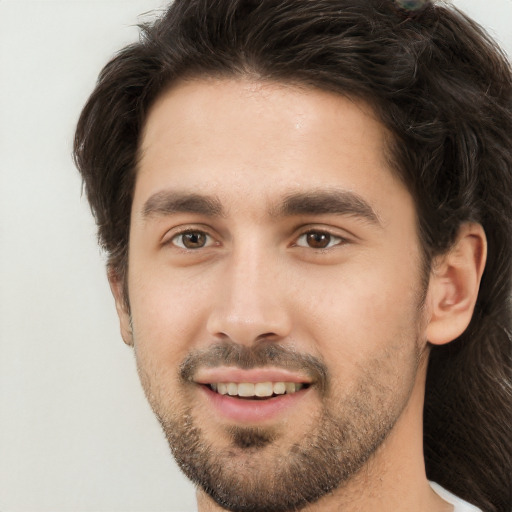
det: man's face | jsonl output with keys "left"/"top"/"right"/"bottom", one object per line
{"left": 119, "top": 79, "right": 430, "bottom": 511}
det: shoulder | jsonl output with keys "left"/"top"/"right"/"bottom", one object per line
{"left": 430, "top": 482, "right": 483, "bottom": 512}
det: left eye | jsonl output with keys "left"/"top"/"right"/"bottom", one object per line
{"left": 171, "top": 231, "right": 212, "bottom": 249}
{"left": 296, "top": 231, "right": 344, "bottom": 249}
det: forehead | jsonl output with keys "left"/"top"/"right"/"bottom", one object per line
{"left": 135, "top": 78, "right": 411, "bottom": 221}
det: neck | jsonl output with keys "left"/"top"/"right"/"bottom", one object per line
{"left": 196, "top": 354, "right": 452, "bottom": 512}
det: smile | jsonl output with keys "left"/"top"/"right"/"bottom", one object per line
{"left": 194, "top": 368, "right": 314, "bottom": 421}
{"left": 209, "top": 382, "right": 306, "bottom": 398}
{"left": 200, "top": 381, "right": 312, "bottom": 423}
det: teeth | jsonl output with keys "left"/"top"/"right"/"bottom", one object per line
{"left": 209, "top": 381, "right": 306, "bottom": 397}
{"left": 238, "top": 383, "right": 255, "bottom": 397}
{"left": 285, "top": 382, "right": 296, "bottom": 394}
{"left": 255, "top": 382, "right": 273, "bottom": 397}
{"left": 273, "top": 382, "right": 286, "bottom": 395}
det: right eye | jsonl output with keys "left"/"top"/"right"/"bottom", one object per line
{"left": 295, "top": 230, "right": 346, "bottom": 250}
{"left": 170, "top": 231, "right": 213, "bottom": 250}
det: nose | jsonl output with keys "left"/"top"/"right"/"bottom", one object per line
{"left": 206, "top": 243, "right": 293, "bottom": 345}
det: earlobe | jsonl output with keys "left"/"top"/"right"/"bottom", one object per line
{"left": 426, "top": 223, "right": 487, "bottom": 346}
{"left": 107, "top": 267, "right": 134, "bottom": 347}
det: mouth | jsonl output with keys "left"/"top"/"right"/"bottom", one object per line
{"left": 206, "top": 381, "right": 309, "bottom": 400}
{"left": 193, "top": 368, "right": 314, "bottom": 422}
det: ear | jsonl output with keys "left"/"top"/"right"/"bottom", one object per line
{"left": 426, "top": 223, "right": 487, "bottom": 345}
{"left": 107, "top": 267, "right": 134, "bottom": 346}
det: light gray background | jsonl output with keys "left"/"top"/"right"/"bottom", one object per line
{"left": 0, "top": 1, "right": 510, "bottom": 511}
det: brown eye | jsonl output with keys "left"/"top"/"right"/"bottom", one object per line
{"left": 172, "top": 231, "right": 210, "bottom": 249}
{"left": 296, "top": 231, "right": 344, "bottom": 250}
{"left": 306, "top": 232, "right": 331, "bottom": 249}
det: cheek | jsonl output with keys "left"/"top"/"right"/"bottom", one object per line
{"left": 128, "top": 268, "right": 214, "bottom": 361}
{"left": 301, "top": 258, "right": 423, "bottom": 368}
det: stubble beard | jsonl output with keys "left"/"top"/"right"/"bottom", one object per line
{"left": 138, "top": 339, "right": 422, "bottom": 512}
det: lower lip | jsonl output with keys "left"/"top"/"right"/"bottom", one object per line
{"left": 200, "top": 385, "right": 311, "bottom": 424}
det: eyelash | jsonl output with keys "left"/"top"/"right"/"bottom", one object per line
{"left": 168, "top": 229, "right": 217, "bottom": 250}
{"left": 167, "top": 228, "right": 349, "bottom": 252}
{"left": 294, "top": 230, "right": 347, "bottom": 250}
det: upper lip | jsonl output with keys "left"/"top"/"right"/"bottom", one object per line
{"left": 192, "top": 367, "right": 313, "bottom": 385}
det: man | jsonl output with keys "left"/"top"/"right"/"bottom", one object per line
{"left": 74, "top": 0, "right": 512, "bottom": 511}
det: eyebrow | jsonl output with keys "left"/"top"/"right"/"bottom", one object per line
{"left": 141, "top": 188, "right": 381, "bottom": 226}
{"left": 142, "top": 191, "right": 225, "bottom": 219}
{"left": 273, "top": 190, "right": 381, "bottom": 226}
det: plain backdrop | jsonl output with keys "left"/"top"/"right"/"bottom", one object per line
{"left": 0, "top": 1, "right": 510, "bottom": 511}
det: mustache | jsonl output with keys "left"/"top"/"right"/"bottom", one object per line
{"left": 179, "top": 342, "right": 329, "bottom": 392}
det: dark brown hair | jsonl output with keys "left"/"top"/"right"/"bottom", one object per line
{"left": 74, "top": 1, "right": 512, "bottom": 509}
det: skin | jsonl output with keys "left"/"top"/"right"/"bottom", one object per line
{"left": 110, "top": 78, "right": 486, "bottom": 512}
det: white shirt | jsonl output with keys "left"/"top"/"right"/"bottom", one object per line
{"left": 430, "top": 481, "right": 483, "bottom": 512}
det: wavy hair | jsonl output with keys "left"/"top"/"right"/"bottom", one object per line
{"left": 74, "top": 1, "right": 512, "bottom": 509}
